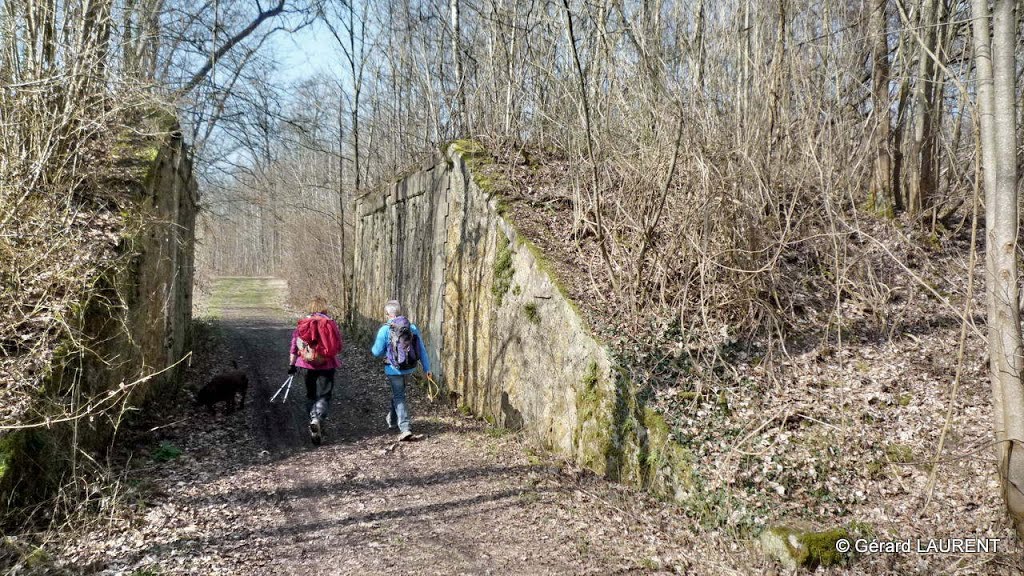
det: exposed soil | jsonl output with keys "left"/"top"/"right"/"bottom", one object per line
{"left": 52, "top": 278, "right": 766, "bottom": 575}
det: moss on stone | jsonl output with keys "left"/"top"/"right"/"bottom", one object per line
{"left": 598, "top": 371, "right": 643, "bottom": 483}
{"left": 519, "top": 237, "right": 571, "bottom": 301}
{"left": 523, "top": 302, "right": 540, "bottom": 324}
{"left": 448, "top": 139, "right": 489, "bottom": 159}
{"left": 516, "top": 235, "right": 600, "bottom": 341}
{"left": 800, "top": 528, "right": 850, "bottom": 567}
{"left": 111, "top": 138, "right": 159, "bottom": 166}
{"left": 760, "top": 526, "right": 851, "bottom": 570}
{"left": 0, "top": 428, "right": 62, "bottom": 513}
{"left": 581, "top": 361, "right": 599, "bottom": 395}
{"left": 449, "top": 139, "right": 503, "bottom": 194}
{"left": 575, "top": 360, "right": 614, "bottom": 473}
{"left": 144, "top": 106, "right": 180, "bottom": 134}
{"left": 639, "top": 408, "right": 669, "bottom": 475}
{"left": 110, "top": 130, "right": 164, "bottom": 194}
{"left": 492, "top": 233, "right": 514, "bottom": 306}
{"left": 644, "top": 407, "right": 670, "bottom": 440}
{"left": 495, "top": 197, "right": 511, "bottom": 216}
{"left": 447, "top": 140, "right": 615, "bottom": 359}
{"left": 440, "top": 138, "right": 695, "bottom": 506}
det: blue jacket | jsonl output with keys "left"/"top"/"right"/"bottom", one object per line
{"left": 372, "top": 322, "right": 431, "bottom": 375}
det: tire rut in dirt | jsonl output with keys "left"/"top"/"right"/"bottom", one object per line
{"left": 219, "top": 309, "right": 307, "bottom": 454}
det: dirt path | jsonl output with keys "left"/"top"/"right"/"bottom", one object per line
{"left": 58, "top": 277, "right": 756, "bottom": 575}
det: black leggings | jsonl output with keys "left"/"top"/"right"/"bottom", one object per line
{"left": 300, "top": 368, "right": 335, "bottom": 420}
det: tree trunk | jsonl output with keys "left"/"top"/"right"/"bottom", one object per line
{"left": 868, "top": 0, "right": 893, "bottom": 217}
{"left": 906, "top": 0, "right": 941, "bottom": 216}
{"left": 450, "top": 0, "right": 467, "bottom": 135}
{"left": 737, "top": 0, "right": 752, "bottom": 137}
{"left": 1, "top": 0, "right": 17, "bottom": 85}
{"left": 973, "top": 0, "right": 1024, "bottom": 538}
{"left": 694, "top": 0, "right": 706, "bottom": 96}
{"left": 338, "top": 91, "right": 348, "bottom": 313}
{"left": 889, "top": 4, "right": 914, "bottom": 213}
{"left": 123, "top": 0, "right": 138, "bottom": 77}
{"left": 349, "top": 0, "right": 362, "bottom": 193}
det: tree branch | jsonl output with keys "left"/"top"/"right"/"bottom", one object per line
{"left": 177, "top": 0, "right": 286, "bottom": 97}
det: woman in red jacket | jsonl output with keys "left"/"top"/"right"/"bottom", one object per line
{"left": 288, "top": 296, "right": 343, "bottom": 445}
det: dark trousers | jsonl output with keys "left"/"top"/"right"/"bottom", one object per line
{"left": 300, "top": 368, "right": 335, "bottom": 421}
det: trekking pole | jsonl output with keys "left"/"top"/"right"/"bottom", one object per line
{"left": 270, "top": 375, "right": 293, "bottom": 403}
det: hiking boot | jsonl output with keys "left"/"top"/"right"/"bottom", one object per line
{"left": 309, "top": 418, "right": 322, "bottom": 446}
{"left": 398, "top": 430, "right": 413, "bottom": 442}
{"left": 385, "top": 412, "right": 397, "bottom": 430}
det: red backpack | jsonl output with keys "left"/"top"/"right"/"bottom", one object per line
{"left": 296, "top": 314, "right": 341, "bottom": 365}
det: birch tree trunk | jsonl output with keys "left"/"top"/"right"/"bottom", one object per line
{"left": 973, "top": 0, "right": 1024, "bottom": 537}
{"left": 450, "top": 0, "right": 467, "bottom": 135}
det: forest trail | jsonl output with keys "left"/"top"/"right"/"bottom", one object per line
{"left": 65, "top": 277, "right": 737, "bottom": 575}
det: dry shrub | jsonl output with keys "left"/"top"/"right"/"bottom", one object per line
{"left": 0, "top": 6, "right": 180, "bottom": 528}
{"left": 486, "top": 84, "right": 950, "bottom": 394}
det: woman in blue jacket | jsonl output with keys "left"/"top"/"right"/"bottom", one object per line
{"left": 371, "top": 299, "right": 431, "bottom": 441}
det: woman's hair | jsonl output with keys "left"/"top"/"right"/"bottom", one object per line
{"left": 384, "top": 300, "right": 401, "bottom": 317}
{"left": 308, "top": 296, "right": 330, "bottom": 315}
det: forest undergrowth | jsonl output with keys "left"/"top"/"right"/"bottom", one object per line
{"left": 471, "top": 138, "right": 1021, "bottom": 573}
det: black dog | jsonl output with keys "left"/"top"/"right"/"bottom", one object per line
{"left": 196, "top": 361, "right": 248, "bottom": 414}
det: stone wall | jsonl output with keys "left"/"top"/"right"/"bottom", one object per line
{"left": 351, "top": 160, "right": 448, "bottom": 362}
{"left": 352, "top": 143, "right": 693, "bottom": 501}
{"left": 124, "top": 127, "right": 198, "bottom": 397}
{"left": 0, "top": 123, "right": 198, "bottom": 518}
{"left": 74, "top": 125, "right": 198, "bottom": 407}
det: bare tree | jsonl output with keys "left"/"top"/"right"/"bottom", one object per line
{"left": 323, "top": 0, "right": 369, "bottom": 193}
{"left": 972, "top": 0, "right": 1024, "bottom": 537}
{"left": 450, "top": 0, "right": 467, "bottom": 134}
{"left": 867, "top": 0, "right": 893, "bottom": 216}
{"left": 176, "top": 0, "right": 287, "bottom": 97}
{"left": 901, "top": 0, "right": 948, "bottom": 219}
